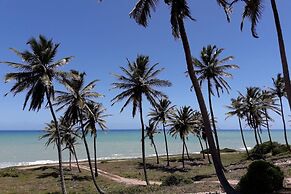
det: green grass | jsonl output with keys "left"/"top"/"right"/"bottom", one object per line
{"left": 0, "top": 152, "right": 290, "bottom": 194}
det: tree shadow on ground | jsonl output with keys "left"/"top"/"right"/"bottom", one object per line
{"left": 137, "top": 162, "right": 188, "bottom": 173}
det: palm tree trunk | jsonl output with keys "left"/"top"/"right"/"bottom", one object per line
{"left": 94, "top": 133, "right": 98, "bottom": 177}
{"left": 279, "top": 96, "right": 290, "bottom": 150}
{"left": 257, "top": 128, "right": 263, "bottom": 145}
{"left": 271, "top": 0, "right": 291, "bottom": 110}
{"left": 238, "top": 118, "right": 249, "bottom": 158}
{"left": 182, "top": 138, "right": 185, "bottom": 169}
{"left": 138, "top": 97, "right": 149, "bottom": 185}
{"left": 205, "top": 139, "right": 212, "bottom": 164}
{"left": 207, "top": 79, "right": 222, "bottom": 160}
{"left": 162, "top": 123, "right": 170, "bottom": 166}
{"left": 197, "top": 136, "right": 205, "bottom": 159}
{"left": 265, "top": 109, "right": 273, "bottom": 151}
{"left": 177, "top": 18, "right": 236, "bottom": 194}
{"left": 151, "top": 138, "right": 159, "bottom": 164}
{"left": 184, "top": 141, "right": 190, "bottom": 160}
{"left": 79, "top": 111, "right": 104, "bottom": 194}
{"left": 254, "top": 127, "right": 260, "bottom": 147}
{"left": 72, "top": 145, "right": 81, "bottom": 173}
{"left": 69, "top": 151, "right": 72, "bottom": 171}
{"left": 45, "top": 90, "right": 67, "bottom": 194}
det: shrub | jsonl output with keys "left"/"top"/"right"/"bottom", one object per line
{"left": 161, "top": 175, "right": 192, "bottom": 186}
{"left": 250, "top": 141, "right": 289, "bottom": 159}
{"left": 236, "top": 160, "right": 284, "bottom": 194}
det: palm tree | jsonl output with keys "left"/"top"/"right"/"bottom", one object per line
{"left": 230, "top": 0, "right": 291, "bottom": 110}
{"left": 148, "top": 98, "right": 175, "bottom": 166}
{"left": 84, "top": 102, "right": 109, "bottom": 177}
{"left": 226, "top": 96, "right": 250, "bottom": 158}
{"left": 169, "top": 106, "right": 195, "bottom": 169}
{"left": 54, "top": 70, "right": 104, "bottom": 194}
{"left": 271, "top": 74, "right": 290, "bottom": 150}
{"left": 3, "top": 35, "right": 72, "bottom": 194}
{"left": 111, "top": 55, "right": 171, "bottom": 185}
{"left": 130, "top": 2, "right": 236, "bottom": 192}
{"left": 193, "top": 44, "right": 238, "bottom": 160}
{"left": 145, "top": 122, "right": 160, "bottom": 164}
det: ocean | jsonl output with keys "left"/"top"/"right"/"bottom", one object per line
{"left": 0, "top": 129, "right": 290, "bottom": 168}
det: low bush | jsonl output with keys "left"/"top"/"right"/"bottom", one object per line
{"left": 161, "top": 175, "right": 192, "bottom": 186}
{"left": 236, "top": 160, "right": 284, "bottom": 194}
{"left": 250, "top": 141, "right": 289, "bottom": 159}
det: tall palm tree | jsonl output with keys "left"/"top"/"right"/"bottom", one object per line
{"left": 240, "top": 87, "right": 265, "bottom": 147}
{"left": 130, "top": 2, "right": 236, "bottom": 192}
{"left": 145, "top": 122, "right": 160, "bottom": 164}
{"left": 3, "top": 35, "right": 72, "bottom": 194}
{"left": 230, "top": 0, "right": 291, "bottom": 110}
{"left": 111, "top": 55, "right": 171, "bottom": 185}
{"left": 54, "top": 70, "right": 104, "bottom": 194}
{"left": 193, "top": 45, "right": 238, "bottom": 159}
{"left": 271, "top": 73, "right": 290, "bottom": 150}
{"left": 169, "top": 106, "right": 194, "bottom": 169}
{"left": 226, "top": 96, "right": 250, "bottom": 158}
{"left": 84, "top": 102, "right": 109, "bottom": 177}
{"left": 148, "top": 98, "right": 175, "bottom": 166}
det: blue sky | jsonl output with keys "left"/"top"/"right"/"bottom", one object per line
{"left": 0, "top": 0, "right": 290, "bottom": 130}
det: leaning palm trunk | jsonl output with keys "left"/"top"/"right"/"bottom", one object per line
{"left": 182, "top": 137, "right": 185, "bottom": 169}
{"left": 238, "top": 118, "right": 249, "bottom": 158}
{"left": 72, "top": 145, "right": 81, "bottom": 173}
{"left": 279, "top": 97, "right": 290, "bottom": 150}
{"left": 197, "top": 136, "right": 205, "bottom": 159}
{"left": 69, "top": 152, "right": 72, "bottom": 170}
{"left": 205, "top": 139, "right": 212, "bottom": 164}
{"left": 162, "top": 123, "right": 170, "bottom": 166}
{"left": 151, "top": 138, "right": 159, "bottom": 164}
{"left": 94, "top": 134, "right": 98, "bottom": 177}
{"left": 265, "top": 109, "right": 273, "bottom": 152}
{"left": 45, "top": 90, "right": 67, "bottom": 194}
{"left": 271, "top": 0, "right": 291, "bottom": 110}
{"left": 257, "top": 128, "right": 263, "bottom": 145}
{"left": 253, "top": 127, "right": 260, "bottom": 147}
{"left": 184, "top": 141, "right": 190, "bottom": 160}
{"left": 79, "top": 112, "right": 104, "bottom": 194}
{"left": 207, "top": 79, "right": 222, "bottom": 160}
{"left": 177, "top": 18, "right": 236, "bottom": 193}
{"left": 138, "top": 97, "right": 149, "bottom": 185}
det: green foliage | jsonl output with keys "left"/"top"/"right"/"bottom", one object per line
{"left": 250, "top": 141, "right": 289, "bottom": 159}
{"left": 236, "top": 160, "right": 284, "bottom": 194}
{"left": 201, "top": 147, "right": 237, "bottom": 154}
{"left": 161, "top": 175, "right": 192, "bottom": 186}
{"left": 0, "top": 168, "right": 19, "bottom": 177}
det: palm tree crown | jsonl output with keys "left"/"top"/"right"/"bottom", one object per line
{"left": 111, "top": 55, "right": 172, "bottom": 116}
{"left": 193, "top": 45, "right": 238, "bottom": 96}
{"left": 3, "top": 35, "right": 72, "bottom": 111}
{"left": 148, "top": 98, "right": 175, "bottom": 125}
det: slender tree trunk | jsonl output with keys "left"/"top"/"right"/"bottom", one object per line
{"left": 162, "top": 123, "right": 170, "bottom": 166}
{"left": 72, "top": 145, "right": 81, "bottom": 173}
{"left": 207, "top": 79, "right": 222, "bottom": 159}
{"left": 45, "top": 90, "right": 67, "bottom": 194}
{"left": 79, "top": 111, "right": 104, "bottom": 194}
{"left": 138, "top": 97, "right": 149, "bottom": 185}
{"left": 265, "top": 109, "right": 273, "bottom": 152}
{"left": 205, "top": 139, "right": 212, "bottom": 164}
{"left": 197, "top": 136, "right": 205, "bottom": 159}
{"left": 182, "top": 138, "right": 185, "bottom": 169}
{"left": 94, "top": 133, "right": 98, "bottom": 177}
{"left": 69, "top": 151, "right": 72, "bottom": 171}
{"left": 279, "top": 97, "right": 290, "bottom": 150}
{"left": 151, "top": 138, "right": 159, "bottom": 164}
{"left": 257, "top": 128, "right": 263, "bottom": 145}
{"left": 184, "top": 141, "right": 190, "bottom": 160}
{"left": 238, "top": 118, "right": 249, "bottom": 158}
{"left": 254, "top": 128, "right": 260, "bottom": 147}
{"left": 177, "top": 18, "right": 236, "bottom": 194}
{"left": 271, "top": 0, "right": 291, "bottom": 110}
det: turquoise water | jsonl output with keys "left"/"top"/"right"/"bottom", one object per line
{"left": 0, "top": 129, "right": 290, "bottom": 168}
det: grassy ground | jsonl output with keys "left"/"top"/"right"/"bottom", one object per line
{"left": 0, "top": 152, "right": 290, "bottom": 194}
